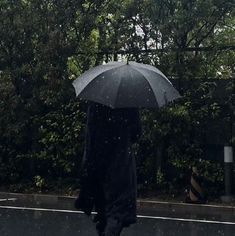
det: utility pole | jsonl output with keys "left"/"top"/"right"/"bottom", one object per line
{"left": 221, "top": 80, "right": 234, "bottom": 202}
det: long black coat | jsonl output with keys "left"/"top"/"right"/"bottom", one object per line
{"left": 75, "top": 102, "right": 141, "bottom": 231}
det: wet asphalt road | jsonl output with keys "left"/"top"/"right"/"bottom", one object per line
{"left": 0, "top": 206, "right": 234, "bottom": 236}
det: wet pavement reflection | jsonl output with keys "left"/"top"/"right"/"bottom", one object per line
{"left": 0, "top": 207, "right": 234, "bottom": 236}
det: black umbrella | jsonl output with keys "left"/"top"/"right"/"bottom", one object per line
{"left": 72, "top": 61, "right": 180, "bottom": 108}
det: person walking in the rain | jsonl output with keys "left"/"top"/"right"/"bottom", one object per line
{"left": 75, "top": 101, "right": 142, "bottom": 236}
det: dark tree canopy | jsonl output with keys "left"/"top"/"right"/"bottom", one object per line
{"left": 0, "top": 0, "right": 234, "bottom": 196}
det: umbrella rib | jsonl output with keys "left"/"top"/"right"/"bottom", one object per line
{"left": 130, "top": 62, "right": 171, "bottom": 83}
{"left": 73, "top": 63, "right": 122, "bottom": 96}
{"left": 113, "top": 65, "right": 128, "bottom": 108}
{"left": 130, "top": 66, "right": 160, "bottom": 108}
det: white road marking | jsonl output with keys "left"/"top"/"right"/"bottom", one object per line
{"left": 0, "top": 198, "right": 17, "bottom": 202}
{"left": 0, "top": 205, "right": 234, "bottom": 226}
{"left": 137, "top": 214, "right": 235, "bottom": 225}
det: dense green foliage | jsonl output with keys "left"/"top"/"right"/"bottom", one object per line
{"left": 0, "top": 0, "right": 234, "bottom": 197}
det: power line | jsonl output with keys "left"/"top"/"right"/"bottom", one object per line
{"left": 100, "top": 45, "right": 235, "bottom": 55}
{"left": 75, "top": 45, "right": 235, "bottom": 55}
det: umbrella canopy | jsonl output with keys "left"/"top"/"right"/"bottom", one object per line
{"left": 72, "top": 61, "right": 180, "bottom": 108}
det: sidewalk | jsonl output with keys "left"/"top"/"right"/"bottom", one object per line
{"left": 0, "top": 192, "right": 235, "bottom": 222}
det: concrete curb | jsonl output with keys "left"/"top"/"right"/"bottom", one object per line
{"left": 1, "top": 192, "right": 235, "bottom": 221}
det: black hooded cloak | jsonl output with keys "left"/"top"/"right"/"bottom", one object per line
{"left": 75, "top": 102, "right": 141, "bottom": 235}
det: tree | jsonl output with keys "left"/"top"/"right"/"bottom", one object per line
{"left": 0, "top": 0, "right": 234, "bottom": 196}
